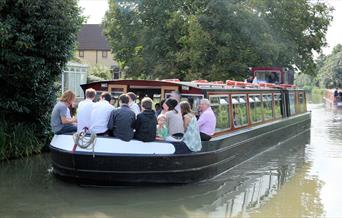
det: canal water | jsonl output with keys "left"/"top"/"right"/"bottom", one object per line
{"left": 1, "top": 103, "right": 342, "bottom": 218}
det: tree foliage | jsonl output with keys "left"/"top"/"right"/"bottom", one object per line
{"left": 316, "top": 44, "right": 342, "bottom": 88}
{"left": 89, "top": 64, "right": 112, "bottom": 80}
{"left": 0, "top": 0, "right": 84, "bottom": 153}
{"left": 103, "top": 0, "right": 332, "bottom": 80}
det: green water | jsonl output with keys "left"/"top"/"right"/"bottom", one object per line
{"left": 1, "top": 104, "right": 342, "bottom": 217}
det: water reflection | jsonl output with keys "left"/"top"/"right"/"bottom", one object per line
{"left": 308, "top": 104, "right": 342, "bottom": 217}
{"left": 0, "top": 128, "right": 315, "bottom": 218}
{"left": 247, "top": 164, "right": 324, "bottom": 218}
{"left": 192, "top": 131, "right": 315, "bottom": 218}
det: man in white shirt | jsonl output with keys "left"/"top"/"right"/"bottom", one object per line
{"left": 127, "top": 92, "right": 140, "bottom": 116}
{"left": 77, "top": 88, "right": 96, "bottom": 132}
{"left": 90, "top": 92, "right": 115, "bottom": 134}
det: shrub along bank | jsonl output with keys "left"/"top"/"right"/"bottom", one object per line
{"left": 0, "top": 0, "right": 84, "bottom": 160}
{"left": 0, "top": 117, "right": 45, "bottom": 160}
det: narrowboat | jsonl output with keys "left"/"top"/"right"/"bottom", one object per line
{"left": 324, "top": 89, "right": 342, "bottom": 108}
{"left": 50, "top": 73, "right": 310, "bottom": 184}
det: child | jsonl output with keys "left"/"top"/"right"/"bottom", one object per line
{"left": 156, "top": 114, "right": 168, "bottom": 140}
{"left": 134, "top": 97, "right": 157, "bottom": 142}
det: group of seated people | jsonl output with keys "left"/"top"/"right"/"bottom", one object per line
{"left": 51, "top": 89, "right": 217, "bottom": 150}
{"left": 334, "top": 88, "right": 342, "bottom": 102}
{"left": 245, "top": 72, "right": 279, "bottom": 84}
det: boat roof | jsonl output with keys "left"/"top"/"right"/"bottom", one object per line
{"left": 82, "top": 79, "right": 303, "bottom": 91}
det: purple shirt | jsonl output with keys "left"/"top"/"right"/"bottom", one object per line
{"left": 197, "top": 107, "right": 216, "bottom": 136}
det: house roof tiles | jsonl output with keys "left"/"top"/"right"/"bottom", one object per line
{"left": 77, "top": 24, "right": 111, "bottom": 51}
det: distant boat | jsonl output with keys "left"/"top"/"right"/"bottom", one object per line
{"left": 50, "top": 77, "right": 311, "bottom": 184}
{"left": 324, "top": 89, "right": 342, "bottom": 109}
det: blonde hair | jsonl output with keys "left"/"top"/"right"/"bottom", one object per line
{"left": 157, "top": 114, "right": 166, "bottom": 121}
{"left": 60, "top": 90, "right": 76, "bottom": 103}
{"left": 141, "top": 97, "right": 153, "bottom": 110}
{"left": 85, "top": 88, "right": 96, "bottom": 99}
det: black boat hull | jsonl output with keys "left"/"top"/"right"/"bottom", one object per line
{"left": 50, "top": 112, "right": 311, "bottom": 184}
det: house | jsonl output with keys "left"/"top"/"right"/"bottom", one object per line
{"left": 76, "top": 24, "right": 121, "bottom": 79}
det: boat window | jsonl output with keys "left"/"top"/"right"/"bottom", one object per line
{"left": 152, "top": 94, "right": 161, "bottom": 110}
{"left": 110, "top": 90, "right": 124, "bottom": 98}
{"left": 298, "top": 92, "right": 306, "bottom": 113}
{"left": 262, "top": 94, "right": 273, "bottom": 120}
{"left": 255, "top": 71, "right": 281, "bottom": 84}
{"left": 232, "top": 95, "right": 248, "bottom": 127}
{"left": 94, "top": 91, "right": 103, "bottom": 102}
{"left": 289, "top": 93, "right": 296, "bottom": 115}
{"left": 209, "top": 95, "right": 230, "bottom": 131}
{"left": 249, "top": 94, "right": 263, "bottom": 123}
{"left": 274, "top": 93, "right": 282, "bottom": 118}
{"left": 232, "top": 98, "right": 239, "bottom": 104}
{"left": 239, "top": 97, "right": 246, "bottom": 103}
{"left": 180, "top": 95, "right": 203, "bottom": 113}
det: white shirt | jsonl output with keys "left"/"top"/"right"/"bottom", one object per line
{"left": 66, "top": 107, "right": 71, "bottom": 119}
{"left": 77, "top": 99, "right": 94, "bottom": 132}
{"left": 129, "top": 102, "right": 140, "bottom": 116}
{"left": 90, "top": 100, "right": 114, "bottom": 134}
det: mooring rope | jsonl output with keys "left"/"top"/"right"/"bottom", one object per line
{"left": 73, "top": 128, "right": 97, "bottom": 157}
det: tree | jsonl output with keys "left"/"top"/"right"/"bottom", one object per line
{"left": 89, "top": 64, "right": 112, "bottom": 80}
{"left": 103, "top": 0, "right": 187, "bottom": 79}
{"left": 103, "top": 0, "right": 332, "bottom": 80}
{"left": 316, "top": 44, "right": 342, "bottom": 88}
{"left": 0, "top": 0, "right": 84, "bottom": 158}
{"left": 248, "top": 0, "right": 333, "bottom": 75}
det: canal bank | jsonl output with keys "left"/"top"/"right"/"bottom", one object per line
{"left": 0, "top": 104, "right": 341, "bottom": 217}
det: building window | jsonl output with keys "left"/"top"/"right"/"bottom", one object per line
{"left": 79, "top": 50, "right": 84, "bottom": 58}
{"left": 113, "top": 71, "right": 120, "bottom": 79}
{"left": 102, "top": 51, "right": 108, "bottom": 58}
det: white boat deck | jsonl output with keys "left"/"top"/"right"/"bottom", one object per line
{"left": 50, "top": 135, "right": 176, "bottom": 155}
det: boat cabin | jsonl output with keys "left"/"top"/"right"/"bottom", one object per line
{"left": 251, "top": 67, "right": 295, "bottom": 85}
{"left": 81, "top": 79, "right": 307, "bottom": 137}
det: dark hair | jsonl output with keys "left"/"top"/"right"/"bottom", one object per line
{"left": 85, "top": 88, "right": 96, "bottom": 99}
{"left": 141, "top": 97, "right": 153, "bottom": 110}
{"left": 119, "top": 94, "right": 129, "bottom": 104}
{"left": 101, "top": 92, "right": 111, "bottom": 102}
{"left": 127, "top": 92, "right": 137, "bottom": 101}
{"left": 165, "top": 98, "right": 178, "bottom": 112}
{"left": 160, "top": 99, "right": 166, "bottom": 107}
{"left": 180, "top": 101, "right": 192, "bottom": 116}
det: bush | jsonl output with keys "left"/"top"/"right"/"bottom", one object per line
{"left": 0, "top": 0, "right": 84, "bottom": 159}
{"left": 311, "top": 87, "right": 325, "bottom": 95}
{"left": 0, "top": 117, "right": 44, "bottom": 160}
{"left": 89, "top": 64, "right": 112, "bottom": 80}
{"left": 87, "top": 74, "right": 105, "bottom": 83}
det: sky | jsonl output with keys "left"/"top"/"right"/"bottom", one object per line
{"left": 79, "top": 0, "right": 342, "bottom": 55}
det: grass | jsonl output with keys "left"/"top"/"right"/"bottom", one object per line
{"left": 0, "top": 118, "right": 44, "bottom": 161}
